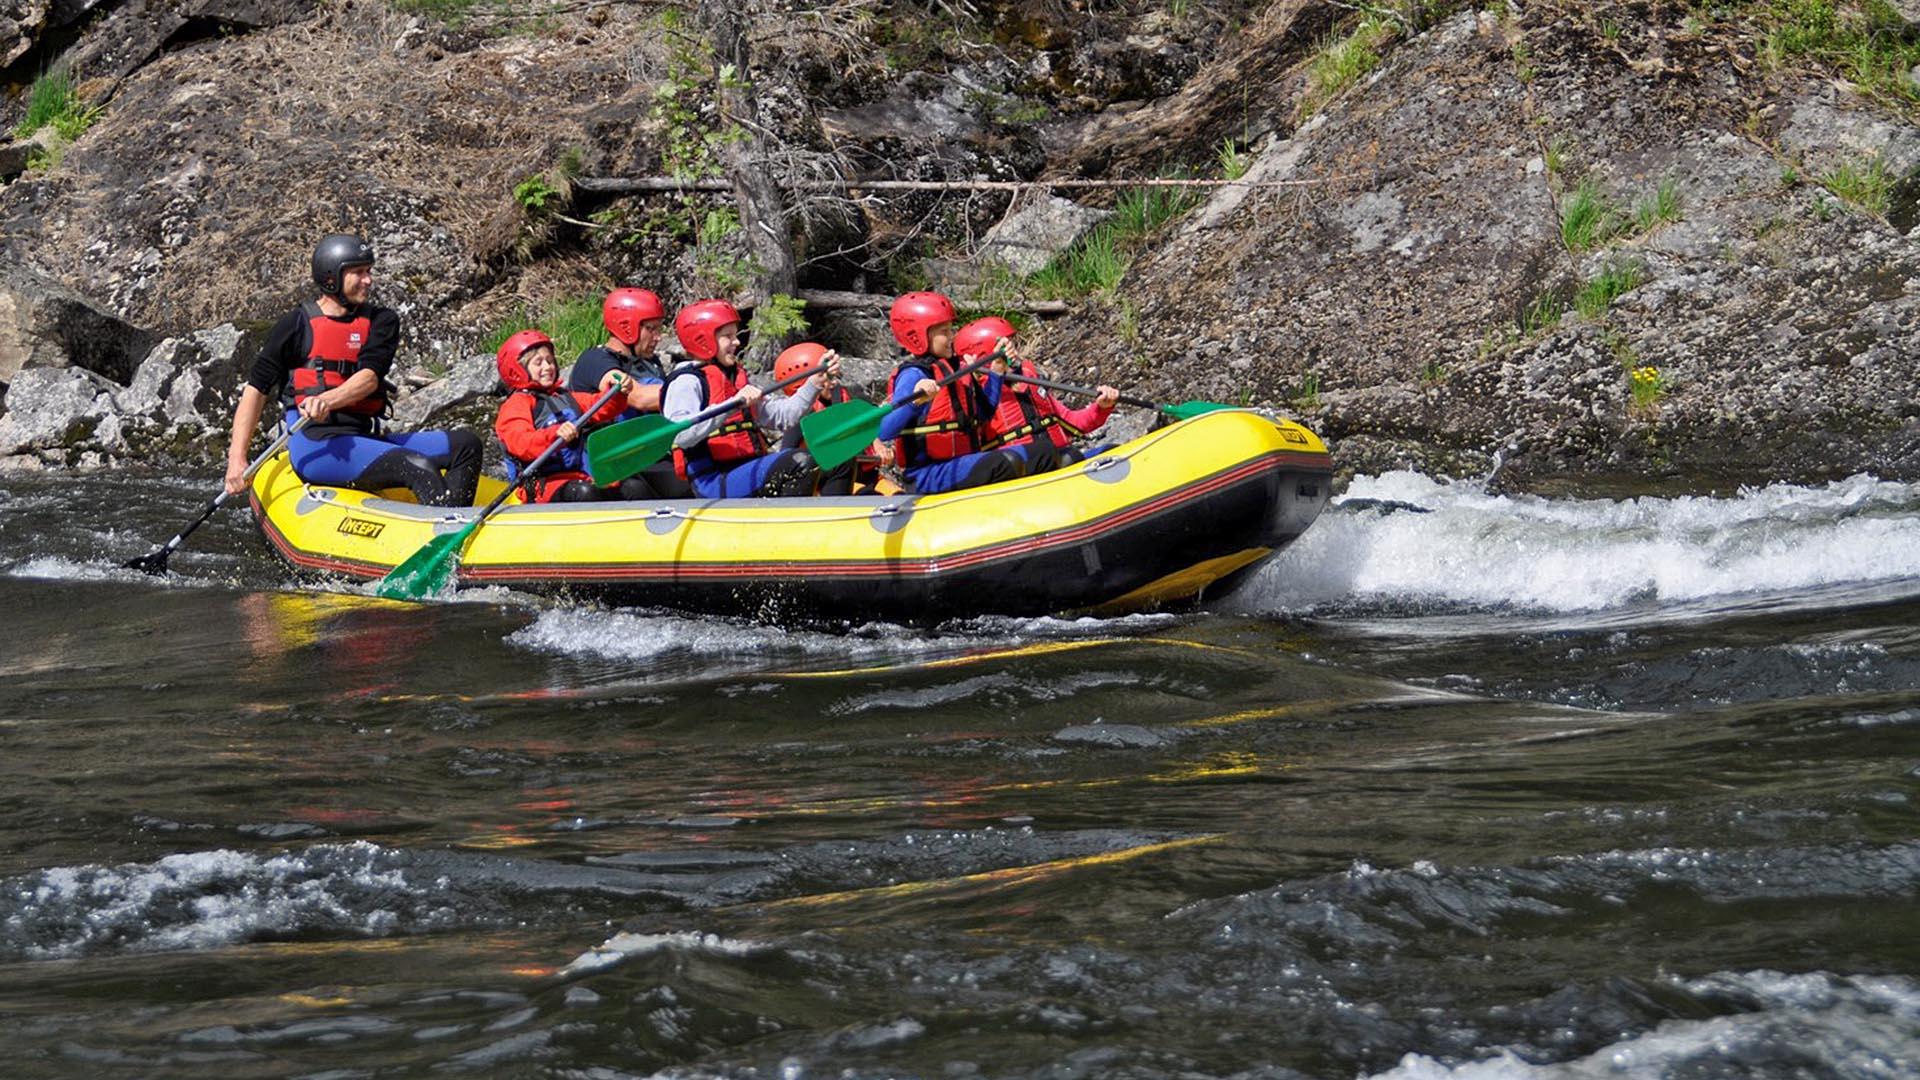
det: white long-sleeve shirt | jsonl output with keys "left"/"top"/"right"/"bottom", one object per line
{"left": 664, "top": 364, "right": 822, "bottom": 450}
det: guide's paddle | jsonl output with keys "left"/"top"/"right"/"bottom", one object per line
{"left": 584, "top": 362, "right": 828, "bottom": 486}
{"left": 377, "top": 381, "right": 626, "bottom": 600}
{"left": 1001, "top": 371, "right": 1233, "bottom": 421}
{"left": 799, "top": 349, "right": 1003, "bottom": 472}
{"left": 124, "top": 415, "right": 313, "bottom": 576}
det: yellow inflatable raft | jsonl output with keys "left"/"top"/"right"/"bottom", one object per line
{"left": 249, "top": 409, "right": 1331, "bottom": 619}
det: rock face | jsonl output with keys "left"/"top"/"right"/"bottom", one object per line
{"left": 1050, "top": 8, "right": 1920, "bottom": 488}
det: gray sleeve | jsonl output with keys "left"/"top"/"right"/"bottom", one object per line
{"left": 754, "top": 376, "right": 821, "bottom": 432}
{"left": 665, "top": 375, "right": 728, "bottom": 449}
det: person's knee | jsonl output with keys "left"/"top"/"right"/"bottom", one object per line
{"left": 615, "top": 476, "right": 656, "bottom": 500}
{"left": 966, "top": 451, "right": 1021, "bottom": 488}
{"left": 551, "top": 480, "right": 603, "bottom": 503}
{"left": 445, "top": 430, "right": 482, "bottom": 465}
{"left": 761, "top": 451, "right": 819, "bottom": 497}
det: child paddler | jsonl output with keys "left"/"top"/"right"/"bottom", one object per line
{"left": 956, "top": 316, "right": 1120, "bottom": 474}
{"left": 772, "top": 342, "right": 894, "bottom": 495}
{"left": 493, "top": 330, "right": 636, "bottom": 502}
{"left": 875, "top": 292, "right": 1023, "bottom": 495}
{"left": 662, "top": 300, "right": 843, "bottom": 499}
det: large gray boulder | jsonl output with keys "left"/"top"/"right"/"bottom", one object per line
{"left": 0, "top": 263, "right": 155, "bottom": 385}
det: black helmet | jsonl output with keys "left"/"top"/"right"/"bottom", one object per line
{"left": 312, "top": 234, "right": 374, "bottom": 298}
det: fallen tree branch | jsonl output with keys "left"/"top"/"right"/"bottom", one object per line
{"left": 796, "top": 289, "right": 1069, "bottom": 314}
{"left": 574, "top": 175, "right": 1341, "bottom": 195}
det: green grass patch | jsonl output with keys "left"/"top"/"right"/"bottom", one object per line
{"left": 1758, "top": 0, "right": 1920, "bottom": 110}
{"left": 1561, "top": 177, "right": 1625, "bottom": 252}
{"left": 1820, "top": 155, "right": 1895, "bottom": 214}
{"left": 481, "top": 296, "right": 605, "bottom": 371}
{"left": 1631, "top": 176, "right": 1683, "bottom": 232}
{"left": 1520, "top": 291, "right": 1566, "bottom": 335}
{"left": 1299, "top": 15, "right": 1396, "bottom": 119}
{"left": 1574, "top": 258, "right": 1647, "bottom": 318}
{"left": 1023, "top": 183, "right": 1203, "bottom": 299}
{"left": 1218, "top": 137, "right": 1251, "bottom": 181}
{"left": 14, "top": 65, "right": 102, "bottom": 162}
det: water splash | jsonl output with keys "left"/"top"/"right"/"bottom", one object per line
{"left": 1235, "top": 472, "right": 1920, "bottom": 614}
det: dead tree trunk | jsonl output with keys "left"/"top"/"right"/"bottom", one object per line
{"left": 696, "top": 0, "right": 798, "bottom": 368}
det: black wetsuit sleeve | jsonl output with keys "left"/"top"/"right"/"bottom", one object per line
{"left": 246, "top": 310, "right": 305, "bottom": 395}
{"left": 567, "top": 349, "right": 612, "bottom": 393}
{"left": 356, "top": 307, "right": 400, "bottom": 378}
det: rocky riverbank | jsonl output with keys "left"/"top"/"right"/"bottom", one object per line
{"left": 2, "top": 0, "right": 1916, "bottom": 490}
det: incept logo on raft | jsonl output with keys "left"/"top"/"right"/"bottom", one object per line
{"left": 336, "top": 517, "right": 385, "bottom": 539}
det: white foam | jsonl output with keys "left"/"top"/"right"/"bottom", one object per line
{"left": 1235, "top": 472, "right": 1920, "bottom": 615}
{"left": 503, "top": 606, "right": 1160, "bottom": 673}
{"left": 7, "top": 555, "right": 156, "bottom": 584}
{"left": 557, "top": 930, "right": 765, "bottom": 978}
{"left": 3, "top": 842, "right": 431, "bottom": 959}
{"left": 1368, "top": 969, "right": 1920, "bottom": 1079}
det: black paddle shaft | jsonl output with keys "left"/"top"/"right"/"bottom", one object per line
{"left": 677, "top": 360, "right": 828, "bottom": 430}
{"left": 484, "top": 379, "right": 633, "bottom": 515}
{"left": 125, "top": 415, "right": 313, "bottom": 574}
{"left": 1001, "top": 371, "right": 1153, "bottom": 410}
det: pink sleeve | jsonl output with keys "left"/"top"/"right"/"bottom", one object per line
{"left": 1050, "top": 395, "right": 1114, "bottom": 434}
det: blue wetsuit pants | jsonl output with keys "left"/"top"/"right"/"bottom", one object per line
{"left": 688, "top": 448, "right": 818, "bottom": 499}
{"left": 904, "top": 449, "right": 1023, "bottom": 495}
{"left": 288, "top": 417, "right": 482, "bottom": 507}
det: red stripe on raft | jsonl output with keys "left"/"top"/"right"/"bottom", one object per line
{"left": 251, "top": 491, "right": 391, "bottom": 580}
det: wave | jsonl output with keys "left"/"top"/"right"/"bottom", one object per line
{"left": 1233, "top": 472, "right": 1920, "bottom": 615}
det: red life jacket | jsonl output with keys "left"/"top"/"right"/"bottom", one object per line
{"left": 979, "top": 360, "right": 1083, "bottom": 451}
{"left": 284, "top": 300, "right": 386, "bottom": 417}
{"left": 668, "top": 361, "right": 768, "bottom": 480}
{"left": 885, "top": 357, "right": 982, "bottom": 464}
{"left": 811, "top": 385, "right": 852, "bottom": 413}
{"left": 500, "top": 389, "right": 589, "bottom": 481}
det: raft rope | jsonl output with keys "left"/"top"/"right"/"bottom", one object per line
{"left": 312, "top": 411, "right": 1270, "bottom": 529}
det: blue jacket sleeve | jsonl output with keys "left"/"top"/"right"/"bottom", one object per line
{"left": 877, "top": 364, "right": 930, "bottom": 443}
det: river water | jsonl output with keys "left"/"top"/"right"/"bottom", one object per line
{"left": 1, "top": 468, "right": 1917, "bottom": 1078}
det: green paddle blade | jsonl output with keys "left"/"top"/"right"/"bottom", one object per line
{"left": 1160, "top": 401, "right": 1236, "bottom": 420}
{"left": 586, "top": 414, "right": 686, "bottom": 485}
{"left": 375, "top": 521, "right": 477, "bottom": 600}
{"left": 799, "top": 399, "right": 888, "bottom": 471}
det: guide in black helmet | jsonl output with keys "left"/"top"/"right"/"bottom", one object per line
{"left": 221, "top": 234, "right": 481, "bottom": 507}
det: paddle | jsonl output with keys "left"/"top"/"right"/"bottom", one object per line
{"left": 1001, "top": 371, "right": 1232, "bottom": 421}
{"left": 798, "top": 349, "right": 1004, "bottom": 472}
{"left": 376, "top": 381, "right": 627, "bottom": 600}
{"left": 584, "top": 362, "right": 828, "bottom": 486}
{"left": 125, "top": 415, "right": 314, "bottom": 575}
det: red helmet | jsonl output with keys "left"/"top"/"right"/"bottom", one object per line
{"left": 955, "top": 316, "right": 1016, "bottom": 361}
{"left": 495, "top": 329, "right": 555, "bottom": 391}
{"left": 889, "top": 291, "right": 956, "bottom": 356}
{"left": 603, "top": 287, "right": 666, "bottom": 347}
{"left": 674, "top": 299, "right": 741, "bottom": 361}
{"left": 773, "top": 342, "right": 828, "bottom": 395}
